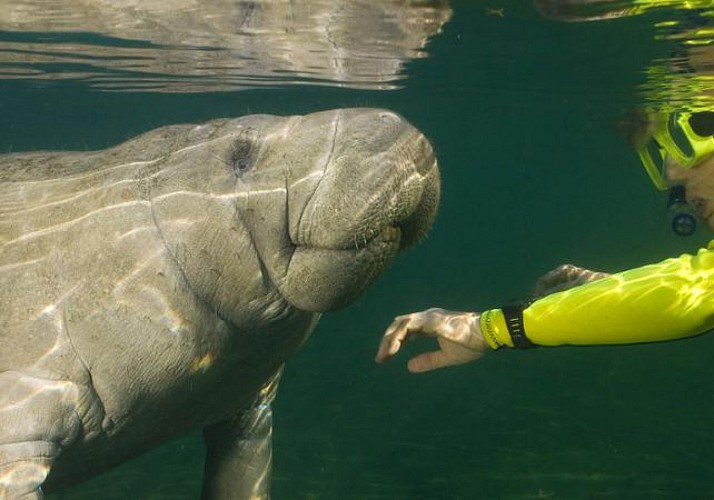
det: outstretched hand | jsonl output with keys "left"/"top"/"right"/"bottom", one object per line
{"left": 375, "top": 308, "right": 489, "bottom": 373}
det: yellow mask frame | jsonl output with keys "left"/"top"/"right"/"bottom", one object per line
{"left": 637, "top": 112, "right": 714, "bottom": 190}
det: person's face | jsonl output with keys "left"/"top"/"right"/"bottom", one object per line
{"left": 666, "top": 155, "right": 714, "bottom": 230}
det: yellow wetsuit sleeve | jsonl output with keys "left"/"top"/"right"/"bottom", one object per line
{"left": 480, "top": 241, "right": 714, "bottom": 349}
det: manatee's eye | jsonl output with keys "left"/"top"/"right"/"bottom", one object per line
{"left": 230, "top": 136, "right": 256, "bottom": 174}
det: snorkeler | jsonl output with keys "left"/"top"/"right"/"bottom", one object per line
{"left": 376, "top": 110, "right": 714, "bottom": 373}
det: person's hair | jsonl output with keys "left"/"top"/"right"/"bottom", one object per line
{"left": 615, "top": 108, "right": 653, "bottom": 149}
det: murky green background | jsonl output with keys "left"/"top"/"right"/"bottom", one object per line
{"left": 3, "top": 1, "right": 713, "bottom": 498}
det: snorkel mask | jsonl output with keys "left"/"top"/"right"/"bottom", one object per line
{"left": 636, "top": 111, "right": 714, "bottom": 236}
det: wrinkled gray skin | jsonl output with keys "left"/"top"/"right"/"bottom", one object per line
{"left": 0, "top": 108, "right": 440, "bottom": 499}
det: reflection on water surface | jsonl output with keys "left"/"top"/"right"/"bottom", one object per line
{"left": 0, "top": 0, "right": 451, "bottom": 92}
{"left": 535, "top": 0, "right": 714, "bottom": 111}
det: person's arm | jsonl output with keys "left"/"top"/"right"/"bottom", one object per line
{"left": 484, "top": 243, "right": 714, "bottom": 348}
{"left": 377, "top": 242, "right": 714, "bottom": 372}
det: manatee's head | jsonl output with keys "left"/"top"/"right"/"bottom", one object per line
{"left": 228, "top": 108, "right": 440, "bottom": 312}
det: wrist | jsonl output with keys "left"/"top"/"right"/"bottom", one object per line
{"left": 468, "top": 313, "right": 489, "bottom": 351}
{"left": 479, "top": 309, "right": 508, "bottom": 349}
{"left": 501, "top": 303, "right": 536, "bottom": 349}
{"left": 478, "top": 306, "right": 537, "bottom": 350}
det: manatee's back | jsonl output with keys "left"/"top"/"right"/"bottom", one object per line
{"left": 0, "top": 123, "right": 207, "bottom": 372}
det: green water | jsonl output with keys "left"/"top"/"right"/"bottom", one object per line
{"left": 3, "top": 1, "right": 714, "bottom": 498}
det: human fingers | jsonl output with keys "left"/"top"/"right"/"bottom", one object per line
{"left": 376, "top": 308, "right": 485, "bottom": 364}
{"left": 407, "top": 349, "right": 453, "bottom": 373}
{"left": 375, "top": 311, "right": 442, "bottom": 363}
{"left": 407, "top": 341, "right": 483, "bottom": 373}
{"left": 375, "top": 316, "right": 412, "bottom": 363}
{"left": 533, "top": 263, "right": 590, "bottom": 296}
{"left": 534, "top": 264, "right": 610, "bottom": 296}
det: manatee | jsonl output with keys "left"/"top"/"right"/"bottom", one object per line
{"left": 0, "top": 108, "right": 440, "bottom": 499}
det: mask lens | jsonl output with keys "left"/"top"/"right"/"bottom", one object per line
{"left": 689, "top": 111, "right": 714, "bottom": 137}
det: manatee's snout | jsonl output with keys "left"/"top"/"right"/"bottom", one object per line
{"left": 231, "top": 108, "right": 439, "bottom": 313}
{"left": 281, "top": 108, "right": 441, "bottom": 312}
{"left": 290, "top": 109, "right": 440, "bottom": 253}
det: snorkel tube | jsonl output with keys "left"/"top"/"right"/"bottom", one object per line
{"left": 667, "top": 185, "right": 697, "bottom": 237}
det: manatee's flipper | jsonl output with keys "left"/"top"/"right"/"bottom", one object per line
{"left": 201, "top": 368, "right": 283, "bottom": 500}
{"left": 0, "top": 372, "right": 81, "bottom": 499}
